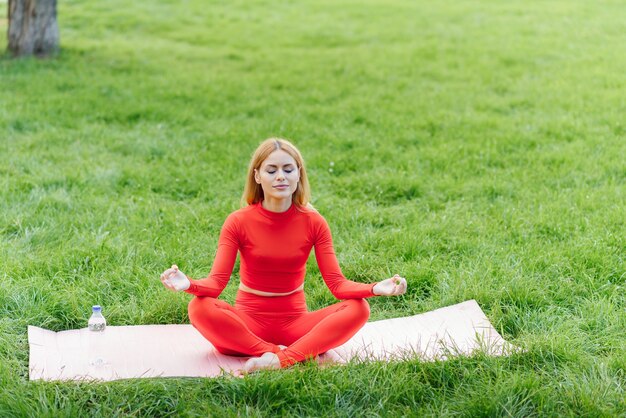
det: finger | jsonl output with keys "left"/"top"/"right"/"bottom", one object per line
{"left": 390, "top": 281, "right": 399, "bottom": 294}
{"left": 394, "top": 284, "right": 402, "bottom": 295}
{"left": 172, "top": 264, "right": 178, "bottom": 270}
{"left": 391, "top": 284, "right": 399, "bottom": 295}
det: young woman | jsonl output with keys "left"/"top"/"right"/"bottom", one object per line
{"left": 160, "top": 138, "right": 407, "bottom": 372}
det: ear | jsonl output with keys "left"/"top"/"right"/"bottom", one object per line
{"left": 254, "top": 169, "right": 261, "bottom": 184}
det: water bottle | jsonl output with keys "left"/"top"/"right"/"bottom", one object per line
{"left": 88, "top": 305, "right": 107, "bottom": 332}
{"left": 88, "top": 305, "right": 108, "bottom": 378}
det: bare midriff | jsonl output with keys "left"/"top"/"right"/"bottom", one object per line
{"left": 239, "top": 282, "right": 304, "bottom": 297}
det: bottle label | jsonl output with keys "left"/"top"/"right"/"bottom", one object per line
{"left": 88, "top": 323, "right": 106, "bottom": 332}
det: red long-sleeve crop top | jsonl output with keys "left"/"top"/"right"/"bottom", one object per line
{"left": 184, "top": 202, "right": 377, "bottom": 299}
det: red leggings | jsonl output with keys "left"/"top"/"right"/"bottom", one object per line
{"left": 188, "top": 290, "right": 370, "bottom": 367}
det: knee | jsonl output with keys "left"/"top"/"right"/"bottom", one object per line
{"left": 187, "top": 296, "right": 215, "bottom": 324}
{"left": 346, "top": 298, "right": 370, "bottom": 323}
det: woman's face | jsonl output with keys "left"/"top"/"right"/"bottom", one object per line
{"left": 254, "top": 149, "right": 300, "bottom": 203}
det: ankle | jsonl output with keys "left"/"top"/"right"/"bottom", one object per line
{"left": 275, "top": 350, "right": 297, "bottom": 368}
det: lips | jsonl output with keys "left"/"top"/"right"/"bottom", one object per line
{"left": 273, "top": 185, "right": 289, "bottom": 189}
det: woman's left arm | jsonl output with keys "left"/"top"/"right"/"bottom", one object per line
{"left": 314, "top": 215, "right": 406, "bottom": 299}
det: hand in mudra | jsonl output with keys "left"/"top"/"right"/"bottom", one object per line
{"left": 372, "top": 274, "right": 407, "bottom": 296}
{"left": 160, "top": 264, "right": 190, "bottom": 291}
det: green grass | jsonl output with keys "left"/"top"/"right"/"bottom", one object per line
{"left": 1, "top": 0, "right": 625, "bottom": 415}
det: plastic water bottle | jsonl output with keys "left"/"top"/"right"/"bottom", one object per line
{"left": 88, "top": 305, "right": 108, "bottom": 378}
{"left": 88, "top": 305, "right": 107, "bottom": 332}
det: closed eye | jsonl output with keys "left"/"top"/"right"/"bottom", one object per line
{"left": 265, "top": 165, "right": 296, "bottom": 174}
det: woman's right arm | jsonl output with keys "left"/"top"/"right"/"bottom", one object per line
{"left": 183, "top": 214, "right": 240, "bottom": 298}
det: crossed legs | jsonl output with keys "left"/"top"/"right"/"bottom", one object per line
{"left": 187, "top": 297, "right": 282, "bottom": 357}
{"left": 187, "top": 295, "right": 370, "bottom": 370}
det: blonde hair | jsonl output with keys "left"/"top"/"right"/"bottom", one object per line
{"left": 241, "top": 138, "right": 312, "bottom": 208}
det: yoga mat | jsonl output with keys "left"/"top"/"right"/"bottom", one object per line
{"left": 28, "top": 300, "right": 515, "bottom": 382}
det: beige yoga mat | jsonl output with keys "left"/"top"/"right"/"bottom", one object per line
{"left": 28, "top": 300, "right": 515, "bottom": 382}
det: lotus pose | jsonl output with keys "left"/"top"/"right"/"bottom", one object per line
{"left": 160, "top": 138, "right": 407, "bottom": 372}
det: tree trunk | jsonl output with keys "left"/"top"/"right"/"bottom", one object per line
{"left": 7, "top": 0, "right": 59, "bottom": 57}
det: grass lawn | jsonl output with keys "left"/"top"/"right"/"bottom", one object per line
{"left": 1, "top": 0, "right": 624, "bottom": 415}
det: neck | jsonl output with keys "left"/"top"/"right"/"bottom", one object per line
{"left": 261, "top": 197, "right": 293, "bottom": 213}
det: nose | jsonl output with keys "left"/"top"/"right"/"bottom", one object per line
{"left": 275, "top": 169, "right": 286, "bottom": 180}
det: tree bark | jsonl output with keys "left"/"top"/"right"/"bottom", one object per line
{"left": 8, "top": 0, "right": 59, "bottom": 57}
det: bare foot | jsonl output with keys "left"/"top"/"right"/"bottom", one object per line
{"left": 243, "top": 352, "right": 280, "bottom": 373}
{"left": 315, "top": 349, "right": 343, "bottom": 367}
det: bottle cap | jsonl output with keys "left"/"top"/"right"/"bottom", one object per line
{"left": 92, "top": 305, "right": 102, "bottom": 312}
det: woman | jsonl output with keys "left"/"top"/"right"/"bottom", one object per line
{"left": 160, "top": 138, "right": 407, "bottom": 372}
